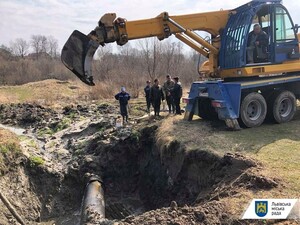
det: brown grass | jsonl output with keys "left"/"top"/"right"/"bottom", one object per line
{"left": 0, "top": 79, "right": 120, "bottom": 107}
{"left": 0, "top": 129, "right": 21, "bottom": 174}
{"left": 0, "top": 129, "right": 19, "bottom": 146}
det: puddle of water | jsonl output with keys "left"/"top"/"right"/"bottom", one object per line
{"left": 0, "top": 123, "right": 45, "bottom": 151}
{"left": 0, "top": 123, "right": 26, "bottom": 136}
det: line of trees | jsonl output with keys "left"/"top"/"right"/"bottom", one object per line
{"left": 9, "top": 35, "right": 59, "bottom": 59}
{"left": 0, "top": 35, "right": 201, "bottom": 96}
{"left": 0, "top": 35, "right": 73, "bottom": 85}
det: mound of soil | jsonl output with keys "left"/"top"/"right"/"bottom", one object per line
{"left": 0, "top": 103, "right": 57, "bottom": 127}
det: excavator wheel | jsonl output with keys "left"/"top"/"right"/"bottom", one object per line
{"left": 267, "top": 90, "right": 296, "bottom": 124}
{"left": 198, "top": 98, "right": 218, "bottom": 120}
{"left": 240, "top": 92, "right": 267, "bottom": 128}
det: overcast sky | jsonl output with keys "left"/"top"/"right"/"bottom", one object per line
{"left": 0, "top": 0, "right": 299, "bottom": 51}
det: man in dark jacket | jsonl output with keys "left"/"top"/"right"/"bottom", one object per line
{"left": 150, "top": 79, "right": 164, "bottom": 117}
{"left": 247, "top": 24, "right": 268, "bottom": 63}
{"left": 163, "top": 75, "right": 175, "bottom": 113}
{"left": 171, "top": 77, "right": 183, "bottom": 115}
{"left": 115, "top": 87, "right": 130, "bottom": 123}
{"left": 144, "top": 80, "right": 151, "bottom": 113}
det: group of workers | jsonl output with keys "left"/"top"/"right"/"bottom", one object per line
{"left": 114, "top": 24, "right": 266, "bottom": 123}
{"left": 115, "top": 75, "right": 182, "bottom": 123}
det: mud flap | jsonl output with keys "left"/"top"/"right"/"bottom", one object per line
{"left": 61, "top": 30, "right": 99, "bottom": 86}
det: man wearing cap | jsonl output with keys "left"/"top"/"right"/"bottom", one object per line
{"left": 171, "top": 77, "right": 183, "bottom": 115}
{"left": 144, "top": 80, "right": 151, "bottom": 113}
{"left": 150, "top": 79, "right": 165, "bottom": 117}
{"left": 163, "top": 75, "right": 175, "bottom": 113}
{"left": 115, "top": 87, "right": 131, "bottom": 123}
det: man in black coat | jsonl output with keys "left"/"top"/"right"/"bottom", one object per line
{"left": 171, "top": 77, "right": 183, "bottom": 115}
{"left": 144, "top": 80, "right": 151, "bottom": 113}
{"left": 150, "top": 79, "right": 165, "bottom": 117}
{"left": 115, "top": 87, "right": 130, "bottom": 123}
{"left": 247, "top": 24, "right": 268, "bottom": 63}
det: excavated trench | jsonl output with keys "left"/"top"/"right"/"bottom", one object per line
{"left": 48, "top": 125, "right": 259, "bottom": 224}
{"left": 1, "top": 122, "right": 270, "bottom": 224}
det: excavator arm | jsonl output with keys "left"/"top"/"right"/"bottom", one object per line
{"left": 61, "top": 10, "right": 232, "bottom": 85}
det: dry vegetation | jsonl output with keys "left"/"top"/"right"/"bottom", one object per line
{"left": 0, "top": 129, "right": 21, "bottom": 175}
{"left": 1, "top": 36, "right": 200, "bottom": 97}
{"left": 0, "top": 79, "right": 92, "bottom": 107}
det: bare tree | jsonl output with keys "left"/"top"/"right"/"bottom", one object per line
{"left": 162, "top": 41, "right": 176, "bottom": 75}
{"left": 10, "top": 38, "right": 29, "bottom": 58}
{"left": 119, "top": 43, "right": 143, "bottom": 97}
{"left": 172, "top": 42, "right": 185, "bottom": 76}
{"left": 41, "top": 36, "right": 48, "bottom": 53}
{"left": 31, "top": 35, "right": 48, "bottom": 60}
{"left": 47, "top": 35, "right": 59, "bottom": 58}
{"left": 93, "top": 44, "right": 114, "bottom": 81}
{"left": 138, "top": 38, "right": 162, "bottom": 82}
{"left": 31, "top": 35, "right": 42, "bottom": 59}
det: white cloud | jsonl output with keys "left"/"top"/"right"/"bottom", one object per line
{"left": 0, "top": 0, "right": 299, "bottom": 51}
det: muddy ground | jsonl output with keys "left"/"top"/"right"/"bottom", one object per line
{"left": 0, "top": 103, "right": 298, "bottom": 225}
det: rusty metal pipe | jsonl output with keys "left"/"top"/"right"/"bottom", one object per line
{"left": 80, "top": 177, "right": 105, "bottom": 225}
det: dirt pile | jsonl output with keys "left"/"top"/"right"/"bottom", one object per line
{"left": 0, "top": 103, "right": 57, "bottom": 127}
{"left": 121, "top": 201, "right": 229, "bottom": 225}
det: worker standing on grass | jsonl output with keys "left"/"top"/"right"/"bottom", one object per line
{"left": 115, "top": 87, "right": 130, "bottom": 123}
{"left": 150, "top": 79, "right": 165, "bottom": 117}
{"left": 144, "top": 80, "right": 151, "bottom": 113}
{"left": 163, "top": 75, "right": 175, "bottom": 113}
{"left": 171, "top": 77, "right": 183, "bottom": 115}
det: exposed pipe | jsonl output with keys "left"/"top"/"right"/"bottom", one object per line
{"left": 80, "top": 176, "right": 105, "bottom": 225}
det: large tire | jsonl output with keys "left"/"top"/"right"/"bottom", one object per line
{"left": 198, "top": 98, "right": 218, "bottom": 120}
{"left": 267, "top": 90, "right": 296, "bottom": 123}
{"left": 240, "top": 92, "right": 267, "bottom": 128}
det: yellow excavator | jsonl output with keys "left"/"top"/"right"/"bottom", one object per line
{"left": 62, "top": 0, "right": 300, "bottom": 129}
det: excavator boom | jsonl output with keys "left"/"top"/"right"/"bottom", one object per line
{"left": 62, "top": 0, "right": 300, "bottom": 86}
{"left": 61, "top": 9, "right": 231, "bottom": 85}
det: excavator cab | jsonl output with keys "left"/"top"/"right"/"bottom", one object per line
{"left": 219, "top": 0, "right": 299, "bottom": 70}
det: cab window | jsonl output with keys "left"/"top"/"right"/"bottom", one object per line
{"left": 275, "top": 7, "right": 296, "bottom": 41}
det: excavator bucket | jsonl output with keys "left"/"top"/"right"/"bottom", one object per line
{"left": 61, "top": 30, "right": 99, "bottom": 86}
